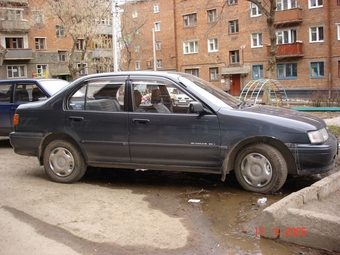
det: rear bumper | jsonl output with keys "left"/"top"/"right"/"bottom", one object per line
{"left": 287, "top": 134, "right": 338, "bottom": 175}
{"left": 9, "top": 131, "right": 45, "bottom": 157}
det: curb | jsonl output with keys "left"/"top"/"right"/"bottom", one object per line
{"left": 259, "top": 171, "right": 340, "bottom": 252}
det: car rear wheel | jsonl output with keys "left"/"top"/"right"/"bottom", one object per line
{"left": 234, "top": 143, "right": 287, "bottom": 194}
{"left": 43, "top": 140, "right": 87, "bottom": 183}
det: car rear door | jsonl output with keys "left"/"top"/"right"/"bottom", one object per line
{"left": 128, "top": 77, "right": 221, "bottom": 169}
{"left": 64, "top": 77, "right": 130, "bottom": 164}
{"left": 0, "top": 82, "right": 14, "bottom": 135}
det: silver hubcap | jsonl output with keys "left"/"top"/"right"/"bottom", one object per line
{"left": 49, "top": 147, "right": 75, "bottom": 177}
{"left": 240, "top": 153, "right": 273, "bottom": 187}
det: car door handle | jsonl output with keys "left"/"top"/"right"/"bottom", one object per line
{"left": 69, "top": 116, "right": 84, "bottom": 122}
{"left": 132, "top": 118, "right": 150, "bottom": 124}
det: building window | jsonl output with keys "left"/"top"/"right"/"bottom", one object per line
{"left": 36, "top": 64, "right": 48, "bottom": 77}
{"left": 185, "top": 69, "right": 199, "bottom": 77}
{"left": 228, "top": 0, "right": 238, "bottom": 5}
{"left": 207, "top": 9, "right": 217, "bottom": 23}
{"left": 208, "top": 38, "right": 218, "bottom": 52}
{"left": 32, "top": 10, "right": 44, "bottom": 24}
{"left": 276, "top": 0, "right": 296, "bottom": 10}
{"left": 154, "top": 4, "right": 160, "bottom": 13}
{"left": 56, "top": 25, "right": 65, "bottom": 37}
{"left": 4, "top": 9, "right": 22, "bottom": 21}
{"left": 156, "top": 41, "right": 161, "bottom": 50}
{"left": 154, "top": 22, "right": 160, "bottom": 32}
{"left": 132, "top": 10, "right": 138, "bottom": 18}
{"left": 35, "top": 38, "right": 46, "bottom": 50}
{"left": 277, "top": 63, "right": 297, "bottom": 79}
{"left": 209, "top": 68, "right": 219, "bottom": 80}
{"left": 310, "top": 62, "right": 324, "bottom": 78}
{"left": 250, "top": 2, "right": 262, "bottom": 17}
{"left": 183, "top": 13, "right": 197, "bottom": 27}
{"left": 310, "top": 26, "right": 324, "bottom": 42}
{"left": 135, "top": 61, "right": 141, "bottom": 70}
{"left": 338, "top": 61, "right": 340, "bottom": 77}
{"left": 183, "top": 41, "right": 198, "bottom": 54}
{"left": 58, "top": 51, "right": 67, "bottom": 62}
{"left": 251, "top": 33, "right": 262, "bottom": 47}
{"left": 7, "top": 65, "right": 26, "bottom": 78}
{"left": 252, "top": 65, "right": 263, "bottom": 79}
{"left": 157, "top": 59, "right": 162, "bottom": 68}
{"left": 308, "top": 0, "right": 323, "bottom": 8}
{"left": 5, "top": 38, "right": 23, "bottom": 49}
{"left": 134, "top": 45, "right": 140, "bottom": 53}
{"left": 277, "top": 29, "right": 296, "bottom": 44}
{"left": 229, "top": 20, "right": 239, "bottom": 34}
{"left": 78, "top": 63, "right": 88, "bottom": 75}
{"left": 77, "top": 39, "right": 86, "bottom": 50}
{"left": 229, "top": 50, "right": 240, "bottom": 64}
{"left": 337, "top": 24, "right": 340, "bottom": 40}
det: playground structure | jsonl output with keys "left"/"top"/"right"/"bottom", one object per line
{"left": 239, "top": 79, "right": 289, "bottom": 107}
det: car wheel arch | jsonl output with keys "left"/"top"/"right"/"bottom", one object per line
{"left": 221, "top": 136, "right": 297, "bottom": 181}
{"left": 38, "top": 133, "right": 87, "bottom": 165}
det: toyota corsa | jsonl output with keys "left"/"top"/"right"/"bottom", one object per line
{"left": 9, "top": 72, "right": 338, "bottom": 194}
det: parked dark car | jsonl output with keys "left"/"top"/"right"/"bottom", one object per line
{"left": 0, "top": 78, "right": 69, "bottom": 136}
{"left": 9, "top": 72, "right": 338, "bottom": 193}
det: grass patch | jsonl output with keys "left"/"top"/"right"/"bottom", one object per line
{"left": 328, "top": 125, "right": 340, "bottom": 137}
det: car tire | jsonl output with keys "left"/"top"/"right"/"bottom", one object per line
{"left": 234, "top": 143, "right": 287, "bottom": 194}
{"left": 43, "top": 140, "right": 87, "bottom": 183}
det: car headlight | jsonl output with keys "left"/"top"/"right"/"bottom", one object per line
{"left": 307, "top": 128, "right": 329, "bottom": 144}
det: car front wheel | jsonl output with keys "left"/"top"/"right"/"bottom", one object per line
{"left": 234, "top": 143, "right": 287, "bottom": 194}
{"left": 43, "top": 140, "right": 87, "bottom": 183}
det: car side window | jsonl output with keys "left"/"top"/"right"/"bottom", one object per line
{"left": 31, "top": 85, "right": 47, "bottom": 101}
{"left": 0, "top": 84, "right": 12, "bottom": 103}
{"left": 131, "top": 80, "right": 194, "bottom": 114}
{"left": 67, "top": 79, "right": 125, "bottom": 112}
{"left": 14, "top": 84, "right": 30, "bottom": 102}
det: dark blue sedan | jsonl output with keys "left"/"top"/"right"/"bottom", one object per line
{"left": 9, "top": 72, "right": 338, "bottom": 193}
{"left": 0, "top": 78, "right": 69, "bottom": 136}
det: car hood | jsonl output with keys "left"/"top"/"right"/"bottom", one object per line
{"left": 240, "top": 105, "right": 326, "bottom": 129}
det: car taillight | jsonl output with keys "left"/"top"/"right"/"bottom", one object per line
{"left": 13, "top": 114, "right": 19, "bottom": 126}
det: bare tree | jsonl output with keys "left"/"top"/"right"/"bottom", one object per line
{"left": 44, "top": 0, "right": 112, "bottom": 80}
{"left": 247, "top": 0, "right": 277, "bottom": 79}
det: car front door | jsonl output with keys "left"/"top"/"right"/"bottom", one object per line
{"left": 128, "top": 77, "right": 221, "bottom": 169}
{"left": 64, "top": 77, "right": 130, "bottom": 164}
{"left": 0, "top": 83, "right": 13, "bottom": 135}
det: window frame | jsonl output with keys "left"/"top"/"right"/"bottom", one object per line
{"left": 310, "top": 62, "right": 324, "bottom": 78}
{"left": 185, "top": 69, "right": 199, "bottom": 77}
{"left": 35, "top": 37, "right": 46, "bottom": 50}
{"left": 209, "top": 67, "right": 219, "bottom": 81}
{"left": 7, "top": 65, "right": 27, "bottom": 78}
{"left": 154, "top": 22, "right": 161, "bottom": 32}
{"left": 183, "top": 41, "right": 198, "bottom": 54}
{"left": 207, "top": 9, "right": 217, "bottom": 23}
{"left": 276, "top": 0, "right": 297, "bottom": 11}
{"left": 250, "top": 2, "right": 262, "bottom": 17}
{"left": 228, "top": 0, "right": 238, "bottom": 5}
{"left": 229, "top": 50, "right": 240, "bottom": 64}
{"left": 58, "top": 51, "right": 67, "bottom": 62}
{"left": 251, "top": 33, "right": 263, "bottom": 48}
{"left": 183, "top": 13, "right": 197, "bottom": 27}
{"left": 310, "top": 26, "right": 324, "bottom": 43}
{"left": 308, "top": 0, "right": 323, "bottom": 9}
{"left": 229, "top": 20, "right": 239, "bottom": 34}
{"left": 154, "top": 4, "right": 160, "bottom": 13}
{"left": 252, "top": 65, "right": 264, "bottom": 79}
{"left": 135, "top": 61, "right": 141, "bottom": 70}
{"left": 56, "top": 25, "right": 65, "bottom": 37}
{"left": 276, "top": 28, "right": 297, "bottom": 44}
{"left": 276, "top": 63, "right": 298, "bottom": 79}
{"left": 208, "top": 38, "right": 218, "bottom": 52}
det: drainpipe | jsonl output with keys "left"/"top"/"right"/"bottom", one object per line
{"left": 173, "top": 0, "right": 178, "bottom": 71}
{"left": 327, "top": 1, "right": 332, "bottom": 98}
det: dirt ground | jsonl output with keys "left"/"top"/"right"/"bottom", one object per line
{"left": 0, "top": 111, "right": 339, "bottom": 255}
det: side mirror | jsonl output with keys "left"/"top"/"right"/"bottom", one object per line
{"left": 188, "top": 102, "right": 204, "bottom": 114}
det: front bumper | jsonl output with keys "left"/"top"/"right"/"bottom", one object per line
{"left": 287, "top": 134, "right": 338, "bottom": 175}
{"left": 9, "top": 131, "right": 45, "bottom": 157}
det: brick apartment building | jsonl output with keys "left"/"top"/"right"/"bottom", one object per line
{"left": 0, "top": 0, "right": 339, "bottom": 98}
{"left": 121, "top": 0, "right": 340, "bottom": 96}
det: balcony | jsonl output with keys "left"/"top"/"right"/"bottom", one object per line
{"left": 267, "top": 42, "right": 303, "bottom": 59}
{"left": 4, "top": 49, "right": 33, "bottom": 60}
{"left": 274, "top": 8, "right": 302, "bottom": 26}
{"left": 0, "top": 20, "right": 29, "bottom": 32}
{"left": 92, "top": 48, "right": 112, "bottom": 58}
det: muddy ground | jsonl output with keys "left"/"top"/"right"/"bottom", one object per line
{"left": 1, "top": 112, "right": 340, "bottom": 255}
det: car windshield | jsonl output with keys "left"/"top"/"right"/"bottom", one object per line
{"left": 178, "top": 74, "right": 241, "bottom": 109}
{"left": 39, "top": 79, "right": 69, "bottom": 95}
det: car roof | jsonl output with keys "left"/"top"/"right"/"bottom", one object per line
{"left": 0, "top": 78, "right": 65, "bottom": 83}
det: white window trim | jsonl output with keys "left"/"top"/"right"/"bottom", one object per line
{"left": 154, "top": 22, "right": 161, "bottom": 32}
{"left": 250, "top": 2, "right": 262, "bottom": 17}
{"left": 251, "top": 33, "right": 262, "bottom": 48}
{"left": 308, "top": 0, "right": 323, "bottom": 9}
{"left": 337, "top": 23, "right": 340, "bottom": 41}
{"left": 135, "top": 61, "right": 141, "bottom": 70}
{"left": 7, "top": 65, "right": 27, "bottom": 78}
{"left": 183, "top": 40, "right": 198, "bottom": 54}
{"left": 309, "top": 26, "right": 324, "bottom": 43}
{"left": 208, "top": 38, "right": 218, "bottom": 52}
{"left": 154, "top": 4, "right": 160, "bottom": 13}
